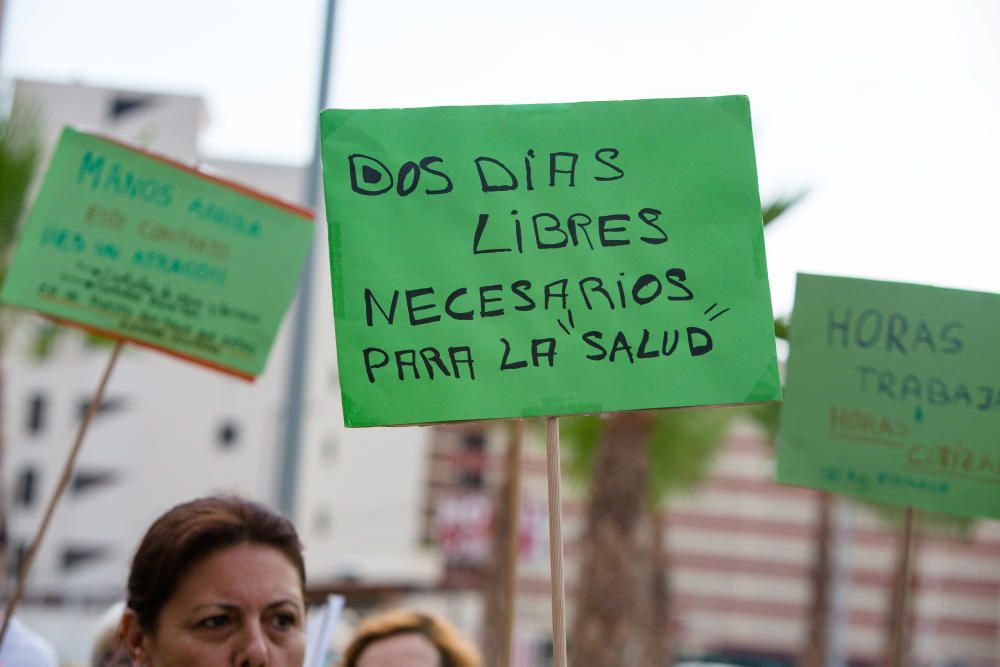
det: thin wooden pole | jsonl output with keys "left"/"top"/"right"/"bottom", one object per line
{"left": 501, "top": 419, "right": 524, "bottom": 667}
{"left": 545, "top": 416, "right": 568, "bottom": 667}
{"left": 802, "top": 490, "right": 834, "bottom": 667}
{"left": 886, "top": 507, "right": 916, "bottom": 667}
{"left": 0, "top": 340, "right": 124, "bottom": 643}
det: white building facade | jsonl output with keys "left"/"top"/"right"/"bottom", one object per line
{"left": 4, "top": 78, "right": 439, "bottom": 660}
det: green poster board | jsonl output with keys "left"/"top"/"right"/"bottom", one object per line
{"left": 321, "top": 97, "right": 779, "bottom": 427}
{"left": 778, "top": 273, "right": 1000, "bottom": 519}
{"left": 1, "top": 128, "right": 313, "bottom": 379}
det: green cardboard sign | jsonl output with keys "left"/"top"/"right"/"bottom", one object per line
{"left": 321, "top": 97, "right": 780, "bottom": 427}
{"left": 1, "top": 128, "right": 313, "bottom": 379}
{"left": 778, "top": 273, "right": 1000, "bottom": 519}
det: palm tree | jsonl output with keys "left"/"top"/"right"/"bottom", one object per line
{"left": 0, "top": 103, "right": 39, "bottom": 277}
{"left": 562, "top": 196, "right": 802, "bottom": 667}
{"left": 0, "top": 99, "right": 41, "bottom": 545}
{"left": 565, "top": 407, "right": 735, "bottom": 666}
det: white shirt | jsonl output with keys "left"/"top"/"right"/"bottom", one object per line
{"left": 0, "top": 618, "right": 58, "bottom": 667}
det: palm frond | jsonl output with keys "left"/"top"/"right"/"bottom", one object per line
{"left": 647, "top": 407, "right": 735, "bottom": 503}
{"left": 774, "top": 317, "right": 789, "bottom": 341}
{"left": 560, "top": 414, "right": 605, "bottom": 486}
{"left": 762, "top": 191, "right": 807, "bottom": 228}
{"left": 0, "top": 102, "right": 41, "bottom": 265}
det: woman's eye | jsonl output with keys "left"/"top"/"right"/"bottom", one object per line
{"left": 272, "top": 612, "right": 299, "bottom": 630}
{"left": 198, "top": 614, "right": 230, "bottom": 630}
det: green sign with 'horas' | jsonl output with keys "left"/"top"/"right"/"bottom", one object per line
{"left": 778, "top": 273, "right": 1000, "bottom": 519}
{"left": 1, "top": 128, "right": 313, "bottom": 379}
{"left": 321, "top": 97, "right": 780, "bottom": 426}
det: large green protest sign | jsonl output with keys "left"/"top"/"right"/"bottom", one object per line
{"left": 2, "top": 128, "right": 313, "bottom": 379}
{"left": 321, "top": 97, "right": 779, "bottom": 427}
{"left": 778, "top": 273, "right": 1000, "bottom": 519}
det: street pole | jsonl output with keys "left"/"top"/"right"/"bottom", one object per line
{"left": 277, "top": 0, "right": 337, "bottom": 517}
{"left": 0, "top": 0, "right": 8, "bottom": 73}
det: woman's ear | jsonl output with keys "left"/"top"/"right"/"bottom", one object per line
{"left": 121, "top": 608, "right": 150, "bottom": 666}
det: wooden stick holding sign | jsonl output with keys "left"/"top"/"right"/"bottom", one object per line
{"left": 500, "top": 419, "right": 525, "bottom": 667}
{"left": 0, "top": 340, "right": 123, "bottom": 644}
{"left": 545, "top": 416, "right": 569, "bottom": 667}
{"left": 0, "top": 127, "right": 312, "bottom": 632}
{"left": 886, "top": 507, "right": 916, "bottom": 667}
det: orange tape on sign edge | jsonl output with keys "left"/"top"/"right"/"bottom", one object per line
{"left": 37, "top": 311, "right": 257, "bottom": 382}
{"left": 85, "top": 130, "right": 314, "bottom": 221}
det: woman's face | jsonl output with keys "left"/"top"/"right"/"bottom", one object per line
{"left": 124, "top": 543, "right": 305, "bottom": 667}
{"left": 355, "top": 633, "right": 442, "bottom": 667}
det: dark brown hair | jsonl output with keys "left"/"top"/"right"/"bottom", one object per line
{"left": 340, "top": 609, "right": 482, "bottom": 667}
{"left": 126, "top": 495, "right": 304, "bottom": 631}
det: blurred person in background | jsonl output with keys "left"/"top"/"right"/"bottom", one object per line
{"left": 339, "top": 609, "right": 481, "bottom": 667}
{"left": 91, "top": 601, "right": 132, "bottom": 666}
{"left": 121, "top": 495, "right": 306, "bottom": 666}
{"left": 0, "top": 524, "right": 58, "bottom": 667}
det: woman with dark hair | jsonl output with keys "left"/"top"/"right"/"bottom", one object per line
{"left": 339, "top": 609, "right": 481, "bottom": 667}
{"left": 121, "top": 495, "right": 307, "bottom": 666}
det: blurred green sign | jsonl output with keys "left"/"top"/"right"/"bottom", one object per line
{"left": 2, "top": 127, "right": 313, "bottom": 379}
{"left": 778, "top": 273, "right": 1000, "bottom": 519}
{"left": 321, "top": 97, "right": 780, "bottom": 426}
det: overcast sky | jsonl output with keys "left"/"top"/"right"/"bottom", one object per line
{"left": 2, "top": 0, "right": 999, "bottom": 316}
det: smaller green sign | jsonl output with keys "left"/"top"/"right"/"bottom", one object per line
{"left": 777, "top": 273, "right": 1000, "bottom": 519}
{"left": 1, "top": 128, "right": 313, "bottom": 379}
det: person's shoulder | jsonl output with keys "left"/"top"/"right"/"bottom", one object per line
{"left": 0, "top": 617, "right": 59, "bottom": 667}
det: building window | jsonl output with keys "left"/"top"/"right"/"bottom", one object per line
{"left": 11, "top": 541, "right": 28, "bottom": 578}
{"left": 463, "top": 431, "right": 486, "bottom": 451}
{"left": 79, "top": 396, "right": 126, "bottom": 419}
{"left": 15, "top": 468, "right": 38, "bottom": 507}
{"left": 27, "top": 394, "right": 46, "bottom": 435}
{"left": 71, "top": 469, "right": 119, "bottom": 496}
{"left": 108, "top": 95, "right": 152, "bottom": 120}
{"left": 60, "top": 545, "right": 108, "bottom": 571}
{"left": 459, "top": 470, "right": 484, "bottom": 489}
{"left": 78, "top": 395, "right": 127, "bottom": 420}
{"left": 216, "top": 421, "right": 240, "bottom": 450}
